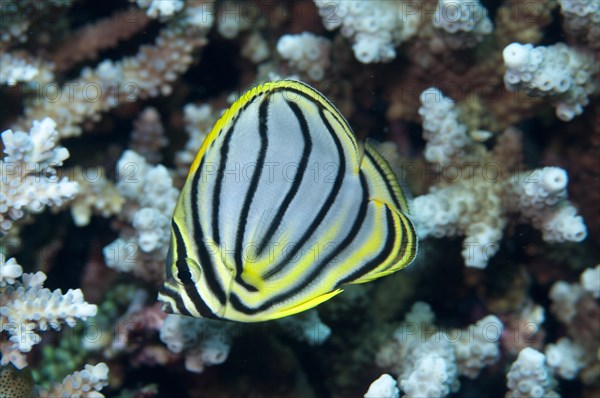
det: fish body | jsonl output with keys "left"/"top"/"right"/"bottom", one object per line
{"left": 158, "top": 80, "right": 417, "bottom": 322}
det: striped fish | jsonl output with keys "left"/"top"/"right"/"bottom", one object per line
{"left": 158, "top": 80, "right": 417, "bottom": 322}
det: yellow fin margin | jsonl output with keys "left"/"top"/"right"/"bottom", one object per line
{"left": 350, "top": 201, "right": 417, "bottom": 284}
{"left": 188, "top": 80, "right": 361, "bottom": 178}
{"left": 260, "top": 288, "right": 344, "bottom": 321}
{"left": 363, "top": 141, "right": 411, "bottom": 214}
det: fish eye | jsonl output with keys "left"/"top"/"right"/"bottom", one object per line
{"left": 172, "top": 257, "right": 202, "bottom": 286}
{"left": 175, "top": 261, "right": 193, "bottom": 285}
{"left": 185, "top": 257, "right": 202, "bottom": 284}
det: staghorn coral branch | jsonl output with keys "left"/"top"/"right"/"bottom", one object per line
{"left": 51, "top": 7, "right": 151, "bottom": 73}
{"left": 1, "top": 257, "right": 97, "bottom": 368}
{"left": 37, "top": 363, "right": 109, "bottom": 398}
{"left": 15, "top": 2, "right": 214, "bottom": 139}
{"left": 0, "top": 117, "right": 79, "bottom": 235}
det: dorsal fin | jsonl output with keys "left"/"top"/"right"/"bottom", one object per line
{"left": 363, "top": 138, "right": 414, "bottom": 215}
{"left": 357, "top": 140, "right": 365, "bottom": 167}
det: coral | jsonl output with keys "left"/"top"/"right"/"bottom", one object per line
{"left": 0, "top": 117, "right": 79, "bottom": 235}
{"left": 0, "top": 364, "right": 34, "bottom": 398}
{"left": 502, "top": 42, "right": 599, "bottom": 121}
{"left": 85, "top": 284, "right": 139, "bottom": 352}
{"left": 313, "top": 0, "right": 418, "bottom": 63}
{"left": 376, "top": 302, "right": 502, "bottom": 397}
{"left": 412, "top": 88, "right": 587, "bottom": 268}
{"left": 385, "top": 0, "right": 558, "bottom": 128}
{"left": 175, "top": 103, "right": 221, "bottom": 181}
{"left": 132, "top": 208, "right": 170, "bottom": 252}
{"left": 0, "top": 1, "right": 74, "bottom": 47}
{"left": 564, "top": 101, "right": 600, "bottom": 248}
{"left": 364, "top": 374, "right": 399, "bottom": 398}
{"left": 69, "top": 166, "right": 124, "bottom": 227}
{"left": 129, "top": 107, "right": 168, "bottom": 165}
{"left": 50, "top": 8, "right": 151, "bottom": 72}
{"left": 0, "top": 341, "right": 27, "bottom": 372}
{"left": 159, "top": 314, "right": 231, "bottom": 373}
{"left": 276, "top": 309, "right": 331, "bottom": 345}
{"left": 550, "top": 281, "right": 585, "bottom": 324}
{"left": 545, "top": 337, "right": 586, "bottom": 380}
{"left": 549, "top": 279, "right": 585, "bottom": 322}
{"left": 15, "top": 2, "right": 215, "bottom": 139}
{"left": 558, "top": 0, "right": 600, "bottom": 49}
{"left": 580, "top": 265, "right": 600, "bottom": 298}
{"left": 418, "top": 87, "right": 471, "bottom": 164}
{"left": 102, "top": 149, "right": 178, "bottom": 281}
{"left": 494, "top": 0, "right": 557, "bottom": 47}
{"left": 412, "top": 90, "right": 505, "bottom": 268}
{"left": 505, "top": 347, "right": 558, "bottom": 398}
{"left": 277, "top": 33, "right": 331, "bottom": 82}
{"left": 37, "top": 362, "right": 109, "bottom": 398}
{"left": 546, "top": 268, "right": 600, "bottom": 384}
{"left": 455, "top": 315, "right": 503, "bottom": 379}
{"left": 506, "top": 167, "right": 587, "bottom": 243}
{"left": 0, "top": 254, "right": 22, "bottom": 286}
{"left": 241, "top": 32, "right": 270, "bottom": 64}
{"left": 108, "top": 296, "right": 169, "bottom": 366}
{"left": 399, "top": 341, "right": 458, "bottom": 398}
{"left": 432, "top": 0, "right": 493, "bottom": 49}
{"left": 32, "top": 323, "right": 97, "bottom": 389}
{"left": 0, "top": 51, "right": 54, "bottom": 86}
{"left": 0, "top": 0, "right": 598, "bottom": 396}
{"left": 500, "top": 302, "right": 546, "bottom": 357}
{"left": 133, "top": 0, "right": 184, "bottom": 19}
{"left": 548, "top": 266, "right": 600, "bottom": 384}
{"left": 403, "top": 348, "right": 457, "bottom": 397}
{"left": 0, "top": 258, "right": 97, "bottom": 368}
{"left": 1, "top": 18, "right": 30, "bottom": 48}
{"left": 215, "top": 1, "right": 253, "bottom": 39}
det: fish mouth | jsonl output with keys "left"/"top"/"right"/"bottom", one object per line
{"left": 157, "top": 283, "right": 191, "bottom": 316}
{"left": 159, "top": 300, "right": 175, "bottom": 314}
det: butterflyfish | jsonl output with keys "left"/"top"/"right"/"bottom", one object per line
{"left": 158, "top": 80, "right": 418, "bottom": 322}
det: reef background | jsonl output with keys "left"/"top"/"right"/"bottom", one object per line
{"left": 0, "top": 1, "right": 599, "bottom": 397}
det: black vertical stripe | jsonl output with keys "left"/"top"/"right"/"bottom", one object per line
{"left": 336, "top": 206, "right": 397, "bottom": 286}
{"left": 212, "top": 126, "right": 234, "bottom": 245}
{"left": 159, "top": 284, "right": 190, "bottom": 316}
{"left": 184, "top": 284, "right": 218, "bottom": 319}
{"left": 270, "top": 84, "right": 357, "bottom": 155}
{"left": 399, "top": 217, "right": 408, "bottom": 260}
{"left": 263, "top": 107, "right": 347, "bottom": 280}
{"left": 229, "top": 171, "right": 369, "bottom": 315}
{"left": 210, "top": 94, "right": 262, "bottom": 246}
{"left": 378, "top": 214, "right": 408, "bottom": 274}
{"left": 256, "top": 99, "right": 313, "bottom": 255}
{"left": 172, "top": 221, "right": 192, "bottom": 284}
{"left": 233, "top": 99, "right": 270, "bottom": 292}
{"left": 401, "top": 216, "right": 417, "bottom": 260}
{"left": 171, "top": 220, "right": 218, "bottom": 319}
{"left": 190, "top": 159, "right": 227, "bottom": 305}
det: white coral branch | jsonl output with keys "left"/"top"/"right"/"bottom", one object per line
{"left": 37, "top": 362, "right": 110, "bottom": 398}
{"left": 1, "top": 118, "right": 79, "bottom": 234}
{"left": 1, "top": 263, "right": 97, "bottom": 360}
